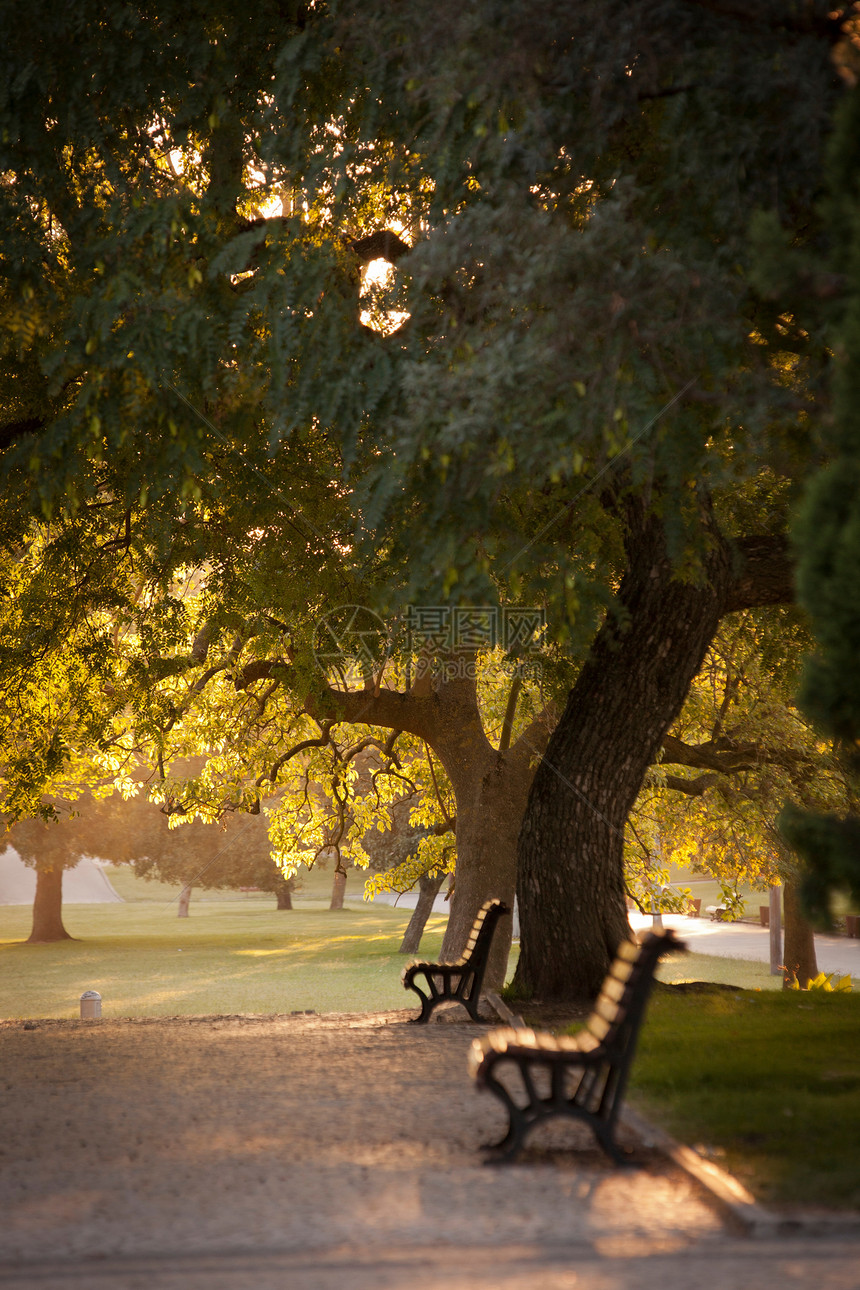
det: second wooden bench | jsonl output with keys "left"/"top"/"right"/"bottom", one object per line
{"left": 402, "top": 898, "right": 511, "bottom": 1023}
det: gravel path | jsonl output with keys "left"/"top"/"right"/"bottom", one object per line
{"left": 1, "top": 1011, "right": 856, "bottom": 1288}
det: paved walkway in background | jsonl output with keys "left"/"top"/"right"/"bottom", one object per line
{"left": 373, "top": 890, "right": 860, "bottom": 978}
{"left": 628, "top": 911, "right": 860, "bottom": 978}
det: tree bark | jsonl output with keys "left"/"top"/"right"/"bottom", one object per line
{"left": 178, "top": 883, "right": 192, "bottom": 918}
{"left": 514, "top": 504, "right": 736, "bottom": 1000}
{"left": 329, "top": 867, "right": 347, "bottom": 910}
{"left": 782, "top": 877, "right": 818, "bottom": 988}
{"left": 399, "top": 871, "right": 445, "bottom": 954}
{"left": 275, "top": 874, "right": 294, "bottom": 910}
{"left": 428, "top": 670, "right": 549, "bottom": 989}
{"left": 244, "top": 651, "right": 552, "bottom": 985}
{"left": 27, "top": 866, "right": 73, "bottom": 943}
{"left": 438, "top": 749, "right": 531, "bottom": 988}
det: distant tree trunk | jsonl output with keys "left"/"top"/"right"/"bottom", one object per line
{"left": 329, "top": 867, "right": 347, "bottom": 910}
{"left": 782, "top": 877, "right": 818, "bottom": 989}
{"left": 399, "top": 872, "right": 445, "bottom": 954}
{"left": 275, "top": 874, "right": 294, "bottom": 910}
{"left": 514, "top": 505, "right": 735, "bottom": 1001}
{"left": 178, "top": 883, "right": 193, "bottom": 918}
{"left": 27, "top": 867, "right": 73, "bottom": 943}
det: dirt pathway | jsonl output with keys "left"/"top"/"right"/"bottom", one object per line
{"left": 0, "top": 1012, "right": 856, "bottom": 1288}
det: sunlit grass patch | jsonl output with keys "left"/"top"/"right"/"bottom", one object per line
{"left": 630, "top": 987, "right": 860, "bottom": 1209}
{"left": 657, "top": 949, "right": 786, "bottom": 991}
{"left": 0, "top": 900, "right": 451, "bottom": 1019}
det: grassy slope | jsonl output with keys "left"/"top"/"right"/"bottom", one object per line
{"left": 0, "top": 898, "right": 450, "bottom": 1019}
{"left": 631, "top": 986, "right": 860, "bottom": 1209}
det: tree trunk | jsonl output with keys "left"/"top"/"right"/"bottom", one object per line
{"left": 782, "top": 877, "right": 818, "bottom": 988}
{"left": 320, "top": 665, "right": 554, "bottom": 989}
{"left": 178, "top": 883, "right": 192, "bottom": 918}
{"left": 438, "top": 744, "right": 534, "bottom": 989}
{"left": 27, "top": 866, "right": 73, "bottom": 943}
{"left": 329, "top": 867, "right": 347, "bottom": 910}
{"left": 275, "top": 874, "right": 294, "bottom": 910}
{"left": 514, "top": 506, "right": 734, "bottom": 1001}
{"left": 399, "top": 871, "right": 445, "bottom": 954}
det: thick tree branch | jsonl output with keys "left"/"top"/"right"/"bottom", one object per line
{"left": 725, "top": 534, "right": 793, "bottom": 613}
{"left": 660, "top": 732, "right": 758, "bottom": 772}
{"left": 424, "top": 740, "right": 455, "bottom": 827}
{"left": 348, "top": 230, "right": 412, "bottom": 263}
{"left": 498, "top": 676, "right": 523, "bottom": 753}
{"left": 662, "top": 771, "right": 721, "bottom": 796}
{"left": 661, "top": 731, "right": 826, "bottom": 779}
{"left": 510, "top": 701, "right": 559, "bottom": 763}
{"left": 311, "top": 684, "right": 439, "bottom": 743}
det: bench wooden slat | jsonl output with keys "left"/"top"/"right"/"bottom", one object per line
{"left": 585, "top": 1013, "right": 612, "bottom": 1041}
{"left": 608, "top": 957, "right": 635, "bottom": 985}
{"left": 599, "top": 975, "right": 627, "bottom": 1004}
{"left": 592, "top": 995, "right": 625, "bottom": 1027}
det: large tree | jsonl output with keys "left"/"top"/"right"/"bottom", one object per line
{"left": 0, "top": 1, "right": 560, "bottom": 987}
{"left": 1, "top": 1, "right": 855, "bottom": 999}
{"left": 331, "top": 1, "right": 849, "bottom": 996}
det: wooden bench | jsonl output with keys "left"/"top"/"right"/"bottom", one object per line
{"left": 467, "top": 928, "right": 684, "bottom": 1162}
{"left": 401, "top": 898, "right": 511, "bottom": 1024}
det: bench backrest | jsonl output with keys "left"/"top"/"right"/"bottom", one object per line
{"left": 458, "top": 899, "right": 510, "bottom": 970}
{"left": 582, "top": 929, "right": 680, "bottom": 1054}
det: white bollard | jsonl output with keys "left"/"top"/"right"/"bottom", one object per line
{"left": 80, "top": 990, "right": 102, "bottom": 1020}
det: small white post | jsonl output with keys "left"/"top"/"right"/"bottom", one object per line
{"left": 80, "top": 990, "right": 102, "bottom": 1019}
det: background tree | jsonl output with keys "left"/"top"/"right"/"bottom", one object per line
{"left": 6, "top": 801, "right": 97, "bottom": 942}
{"left": 627, "top": 612, "right": 851, "bottom": 985}
{"left": 96, "top": 782, "right": 290, "bottom": 916}
{"left": 779, "top": 80, "right": 860, "bottom": 919}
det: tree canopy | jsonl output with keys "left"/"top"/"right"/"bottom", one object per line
{"left": 2, "top": 1, "right": 858, "bottom": 990}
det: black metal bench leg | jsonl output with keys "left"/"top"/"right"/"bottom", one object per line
{"left": 404, "top": 977, "right": 436, "bottom": 1023}
{"left": 591, "top": 1118, "right": 636, "bottom": 1166}
{"left": 409, "top": 993, "right": 434, "bottom": 1024}
{"left": 480, "top": 1069, "right": 533, "bottom": 1162}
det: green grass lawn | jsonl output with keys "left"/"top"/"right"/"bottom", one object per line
{"left": 630, "top": 986, "right": 860, "bottom": 1209}
{"left": 0, "top": 897, "right": 450, "bottom": 1019}
{"left": 658, "top": 949, "right": 790, "bottom": 990}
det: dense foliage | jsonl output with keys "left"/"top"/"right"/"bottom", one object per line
{"left": 2, "top": 1, "right": 858, "bottom": 982}
{"left": 780, "top": 84, "right": 860, "bottom": 918}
